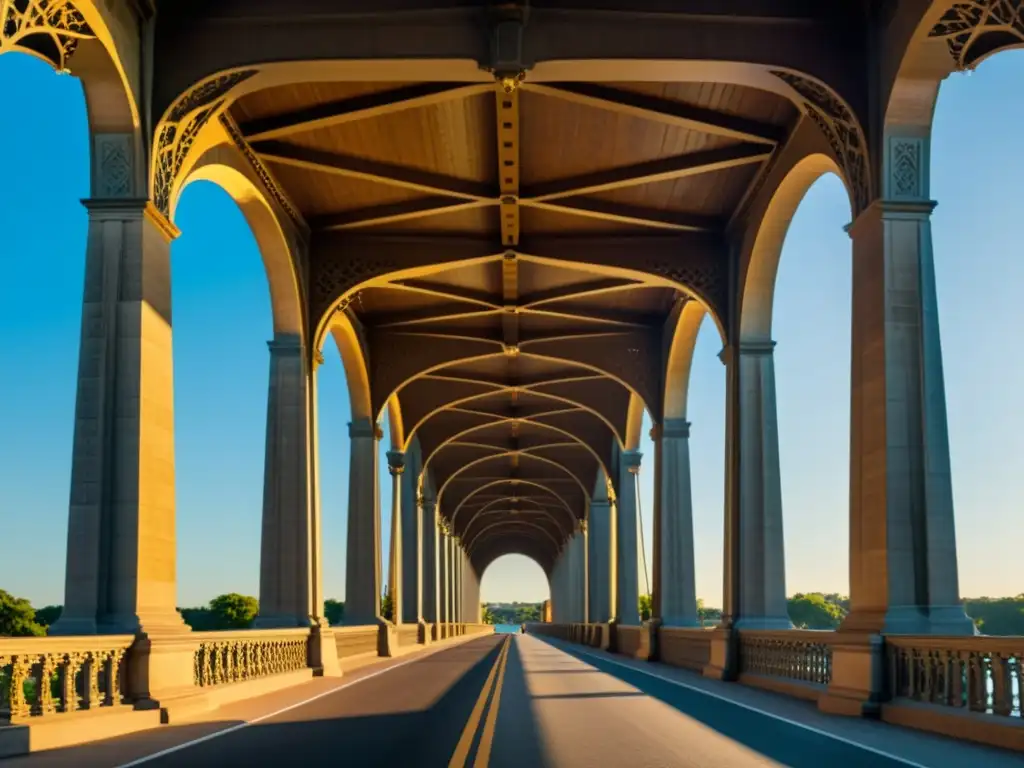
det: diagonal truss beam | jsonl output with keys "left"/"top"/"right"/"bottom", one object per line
{"left": 521, "top": 83, "right": 785, "bottom": 145}
{"left": 520, "top": 198, "right": 719, "bottom": 232}
{"left": 241, "top": 83, "right": 494, "bottom": 142}
{"left": 521, "top": 143, "right": 771, "bottom": 202}
{"left": 313, "top": 198, "right": 494, "bottom": 231}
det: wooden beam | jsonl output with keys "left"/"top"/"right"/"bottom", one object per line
{"left": 496, "top": 84, "right": 521, "bottom": 248}
{"left": 521, "top": 143, "right": 771, "bottom": 202}
{"left": 254, "top": 141, "right": 495, "bottom": 200}
{"left": 373, "top": 306, "right": 502, "bottom": 329}
{"left": 519, "top": 278, "right": 646, "bottom": 308}
{"left": 522, "top": 83, "right": 785, "bottom": 145}
{"left": 388, "top": 280, "right": 501, "bottom": 309}
{"left": 241, "top": 83, "right": 493, "bottom": 142}
{"left": 521, "top": 198, "right": 720, "bottom": 232}
{"left": 313, "top": 197, "right": 495, "bottom": 231}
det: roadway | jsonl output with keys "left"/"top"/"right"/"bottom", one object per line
{"left": 7, "top": 633, "right": 1019, "bottom": 768}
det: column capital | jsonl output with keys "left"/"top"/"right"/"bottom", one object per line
{"left": 82, "top": 198, "right": 181, "bottom": 241}
{"left": 847, "top": 198, "right": 938, "bottom": 238}
{"left": 418, "top": 495, "right": 436, "bottom": 512}
{"left": 622, "top": 449, "right": 643, "bottom": 474}
{"left": 386, "top": 450, "right": 406, "bottom": 476}
{"left": 577, "top": 518, "right": 587, "bottom": 534}
{"left": 438, "top": 518, "right": 451, "bottom": 536}
{"left": 738, "top": 340, "right": 776, "bottom": 357}
{"left": 313, "top": 349, "right": 326, "bottom": 370}
{"left": 267, "top": 334, "right": 303, "bottom": 355}
{"left": 662, "top": 418, "right": 691, "bottom": 439}
{"left": 348, "top": 419, "right": 377, "bottom": 438}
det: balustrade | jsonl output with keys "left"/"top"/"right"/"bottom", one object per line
{"left": 192, "top": 630, "right": 308, "bottom": 688}
{"left": 0, "top": 637, "right": 133, "bottom": 724}
{"left": 886, "top": 636, "right": 1022, "bottom": 719}
{"left": 738, "top": 630, "right": 833, "bottom": 687}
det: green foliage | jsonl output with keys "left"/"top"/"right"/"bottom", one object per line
{"left": 787, "top": 593, "right": 846, "bottom": 629}
{"left": 964, "top": 596, "right": 1024, "bottom": 636}
{"left": 0, "top": 589, "right": 45, "bottom": 637}
{"left": 180, "top": 594, "right": 259, "bottom": 631}
{"left": 639, "top": 593, "right": 652, "bottom": 621}
{"left": 481, "top": 605, "right": 497, "bottom": 624}
{"left": 381, "top": 586, "right": 393, "bottom": 622}
{"left": 34, "top": 605, "right": 62, "bottom": 627}
{"left": 485, "top": 603, "right": 541, "bottom": 624}
{"left": 324, "top": 599, "right": 344, "bottom": 626}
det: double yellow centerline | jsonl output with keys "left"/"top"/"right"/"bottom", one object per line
{"left": 449, "top": 635, "right": 511, "bottom": 767}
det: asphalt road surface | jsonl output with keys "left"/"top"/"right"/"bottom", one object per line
{"left": 7, "top": 634, "right": 1013, "bottom": 768}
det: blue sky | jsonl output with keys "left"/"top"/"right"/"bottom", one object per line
{"left": 1, "top": 51, "right": 1020, "bottom": 609}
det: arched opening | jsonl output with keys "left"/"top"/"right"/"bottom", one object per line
{"left": 480, "top": 554, "right": 550, "bottom": 627}
{"left": 739, "top": 151, "right": 853, "bottom": 629}
{"left": 929, "top": 51, "right": 1024, "bottom": 629}
{"left": 0, "top": 52, "right": 90, "bottom": 613}
{"left": 169, "top": 180, "right": 273, "bottom": 613}
{"left": 773, "top": 173, "right": 853, "bottom": 624}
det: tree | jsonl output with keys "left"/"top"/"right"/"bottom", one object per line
{"left": 964, "top": 596, "right": 1024, "bottom": 636}
{"left": 0, "top": 590, "right": 45, "bottom": 637}
{"left": 324, "top": 599, "right": 344, "bottom": 626}
{"left": 381, "top": 586, "right": 393, "bottom": 622}
{"left": 482, "top": 605, "right": 496, "bottom": 624}
{"left": 788, "top": 593, "right": 845, "bottom": 629}
{"left": 639, "top": 593, "right": 652, "bottom": 621}
{"left": 34, "top": 605, "right": 62, "bottom": 628}
{"left": 208, "top": 593, "right": 259, "bottom": 629}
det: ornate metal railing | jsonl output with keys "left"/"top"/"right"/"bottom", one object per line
{"left": 739, "top": 630, "right": 833, "bottom": 686}
{"left": 192, "top": 630, "right": 309, "bottom": 688}
{"left": 886, "top": 636, "right": 1022, "bottom": 718}
{"left": 0, "top": 636, "right": 134, "bottom": 724}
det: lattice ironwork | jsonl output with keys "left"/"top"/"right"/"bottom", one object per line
{"left": 0, "top": 0, "right": 93, "bottom": 71}
{"left": 930, "top": 1, "right": 1024, "bottom": 70}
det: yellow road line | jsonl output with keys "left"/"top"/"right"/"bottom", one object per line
{"left": 473, "top": 634, "right": 510, "bottom": 767}
{"left": 449, "top": 637, "right": 509, "bottom": 768}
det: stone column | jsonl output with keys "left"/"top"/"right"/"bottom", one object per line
{"left": 386, "top": 451, "right": 404, "bottom": 626}
{"left": 588, "top": 496, "right": 614, "bottom": 623}
{"left": 401, "top": 450, "right": 420, "bottom": 625}
{"left": 735, "top": 341, "right": 791, "bottom": 629}
{"left": 255, "top": 334, "right": 317, "bottom": 628}
{"left": 842, "top": 190, "right": 973, "bottom": 636}
{"left": 53, "top": 201, "right": 185, "bottom": 638}
{"left": 421, "top": 496, "right": 438, "bottom": 638}
{"left": 440, "top": 526, "right": 450, "bottom": 633}
{"left": 344, "top": 419, "right": 381, "bottom": 625}
{"left": 615, "top": 450, "right": 642, "bottom": 625}
{"left": 658, "top": 418, "right": 700, "bottom": 627}
{"left": 579, "top": 522, "right": 590, "bottom": 624}
{"left": 453, "top": 539, "right": 462, "bottom": 624}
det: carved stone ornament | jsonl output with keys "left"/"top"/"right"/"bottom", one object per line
{"left": 152, "top": 69, "right": 259, "bottom": 216}
{"left": 220, "top": 114, "right": 306, "bottom": 233}
{"left": 0, "top": 0, "right": 94, "bottom": 71}
{"left": 929, "top": 1, "right": 1024, "bottom": 70}
{"left": 641, "top": 257, "right": 726, "bottom": 326}
{"left": 889, "top": 137, "right": 924, "bottom": 199}
{"left": 313, "top": 255, "right": 399, "bottom": 329}
{"left": 771, "top": 71, "right": 870, "bottom": 213}
{"left": 93, "top": 133, "right": 133, "bottom": 198}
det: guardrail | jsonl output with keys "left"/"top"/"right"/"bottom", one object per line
{"left": 192, "top": 629, "right": 309, "bottom": 688}
{"left": 660, "top": 627, "right": 713, "bottom": 672}
{"left": 0, "top": 636, "right": 134, "bottom": 723}
{"left": 886, "top": 635, "right": 1022, "bottom": 718}
{"left": 738, "top": 629, "right": 834, "bottom": 689}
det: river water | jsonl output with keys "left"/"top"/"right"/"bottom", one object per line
{"left": 493, "top": 623, "right": 523, "bottom": 634}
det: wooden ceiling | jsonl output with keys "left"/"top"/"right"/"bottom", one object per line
{"left": 229, "top": 77, "right": 798, "bottom": 571}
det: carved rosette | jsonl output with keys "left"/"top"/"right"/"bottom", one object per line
{"left": 151, "top": 69, "right": 259, "bottom": 216}
{"left": 0, "top": 0, "right": 94, "bottom": 71}
{"left": 929, "top": 1, "right": 1024, "bottom": 70}
{"left": 771, "top": 71, "right": 870, "bottom": 214}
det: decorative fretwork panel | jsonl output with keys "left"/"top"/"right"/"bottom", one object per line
{"left": 770, "top": 71, "right": 870, "bottom": 214}
{"left": 0, "top": 0, "right": 94, "bottom": 71}
{"left": 887, "top": 639, "right": 1022, "bottom": 718}
{"left": 930, "top": 1, "right": 1024, "bottom": 71}
{"left": 0, "top": 642, "right": 129, "bottom": 723}
{"left": 739, "top": 631, "right": 833, "bottom": 686}
{"left": 151, "top": 69, "right": 259, "bottom": 216}
{"left": 193, "top": 635, "right": 308, "bottom": 687}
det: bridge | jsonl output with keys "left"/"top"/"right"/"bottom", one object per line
{"left": 0, "top": 0, "right": 1022, "bottom": 764}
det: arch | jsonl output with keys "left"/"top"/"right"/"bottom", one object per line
{"left": 884, "top": 2, "right": 1024, "bottom": 132}
{"left": 438, "top": 452, "right": 589, "bottom": 512}
{"left": 739, "top": 153, "right": 850, "bottom": 344}
{"left": 451, "top": 479, "right": 577, "bottom": 531}
{"left": 464, "top": 519, "right": 562, "bottom": 554}
{"left": 474, "top": 541, "right": 556, "bottom": 580}
{"left": 663, "top": 299, "right": 706, "bottom": 420}
{"left": 386, "top": 395, "right": 405, "bottom": 450}
{"left": 176, "top": 146, "right": 303, "bottom": 338}
{"left": 624, "top": 393, "right": 646, "bottom": 451}
{"left": 328, "top": 314, "right": 373, "bottom": 422}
